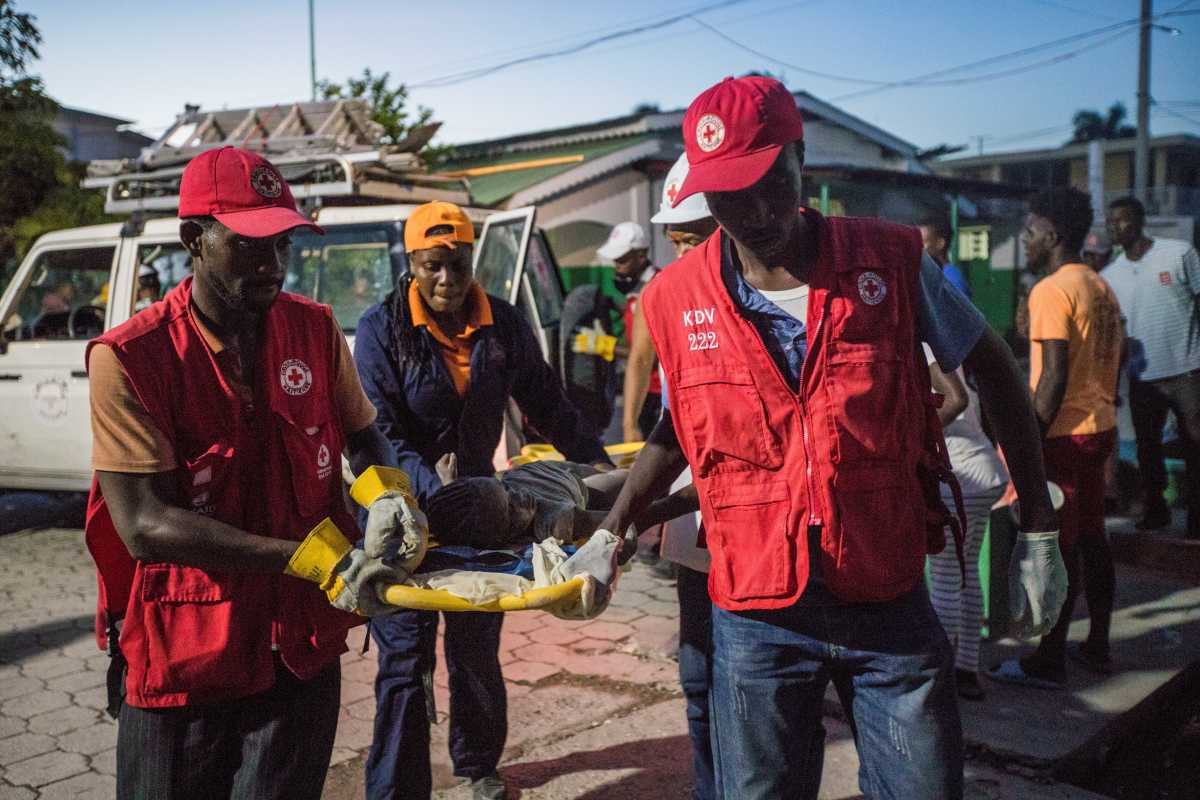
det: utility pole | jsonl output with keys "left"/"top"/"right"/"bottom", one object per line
{"left": 1135, "top": 0, "right": 1151, "bottom": 205}
{"left": 309, "top": 0, "right": 317, "bottom": 101}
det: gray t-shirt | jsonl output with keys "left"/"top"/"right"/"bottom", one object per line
{"left": 1102, "top": 238, "right": 1200, "bottom": 381}
{"left": 500, "top": 461, "right": 589, "bottom": 544}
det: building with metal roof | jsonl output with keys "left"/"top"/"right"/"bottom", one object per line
{"left": 440, "top": 90, "right": 947, "bottom": 270}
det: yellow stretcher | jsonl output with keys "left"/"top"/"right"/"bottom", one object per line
{"left": 378, "top": 442, "right": 644, "bottom": 613}
{"left": 382, "top": 577, "right": 587, "bottom": 613}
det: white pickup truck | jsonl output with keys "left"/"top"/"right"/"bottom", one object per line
{"left": 0, "top": 204, "right": 565, "bottom": 491}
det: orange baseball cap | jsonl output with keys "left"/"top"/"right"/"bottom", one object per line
{"left": 404, "top": 201, "right": 474, "bottom": 253}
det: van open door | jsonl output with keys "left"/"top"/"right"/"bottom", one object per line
{"left": 474, "top": 207, "right": 537, "bottom": 335}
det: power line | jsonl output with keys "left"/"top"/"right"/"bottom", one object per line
{"left": 573, "top": 0, "right": 823, "bottom": 62}
{"left": 1153, "top": 101, "right": 1200, "bottom": 128}
{"left": 984, "top": 122, "right": 1078, "bottom": 146}
{"left": 693, "top": 13, "right": 1140, "bottom": 94}
{"left": 402, "top": 0, "right": 756, "bottom": 84}
{"left": 409, "top": 0, "right": 754, "bottom": 89}
{"left": 687, "top": 16, "right": 893, "bottom": 85}
{"left": 830, "top": 17, "right": 1145, "bottom": 103}
{"left": 830, "top": 10, "right": 1198, "bottom": 104}
{"left": 1028, "top": 0, "right": 1121, "bottom": 21}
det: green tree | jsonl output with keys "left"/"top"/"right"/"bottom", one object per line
{"left": 0, "top": 0, "right": 63, "bottom": 260}
{"left": 1069, "top": 102, "right": 1137, "bottom": 144}
{"left": 0, "top": 2, "right": 114, "bottom": 289}
{"left": 317, "top": 68, "right": 453, "bottom": 168}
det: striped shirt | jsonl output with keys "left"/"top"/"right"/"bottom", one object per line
{"left": 1101, "top": 238, "right": 1200, "bottom": 381}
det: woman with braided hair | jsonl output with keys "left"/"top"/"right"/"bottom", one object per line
{"left": 353, "top": 201, "right": 610, "bottom": 800}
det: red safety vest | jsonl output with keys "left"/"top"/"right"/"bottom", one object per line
{"left": 643, "top": 212, "right": 962, "bottom": 610}
{"left": 84, "top": 277, "right": 360, "bottom": 708}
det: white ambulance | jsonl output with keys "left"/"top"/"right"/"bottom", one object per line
{"left": 0, "top": 151, "right": 563, "bottom": 491}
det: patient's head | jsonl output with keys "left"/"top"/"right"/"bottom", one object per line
{"left": 425, "top": 477, "right": 514, "bottom": 547}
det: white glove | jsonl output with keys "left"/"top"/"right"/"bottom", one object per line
{"left": 350, "top": 466, "right": 429, "bottom": 577}
{"left": 559, "top": 529, "right": 623, "bottom": 602}
{"left": 1008, "top": 530, "right": 1068, "bottom": 639}
{"left": 285, "top": 518, "right": 403, "bottom": 617}
{"left": 329, "top": 548, "right": 408, "bottom": 617}
{"left": 364, "top": 492, "right": 428, "bottom": 576}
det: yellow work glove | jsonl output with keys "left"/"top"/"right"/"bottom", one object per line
{"left": 572, "top": 320, "right": 617, "bottom": 362}
{"left": 350, "top": 466, "right": 429, "bottom": 574}
{"left": 285, "top": 518, "right": 400, "bottom": 616}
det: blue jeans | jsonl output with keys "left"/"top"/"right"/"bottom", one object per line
{"left": 677, "top": 565, "right": 715, "bottom": 800}
{"left": 710, "top": 582, "right": 962, "bottom": 800}
{"left": 367, "top": 609, "right": 507, "bottom": 799}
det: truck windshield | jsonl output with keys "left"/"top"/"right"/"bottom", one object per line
{"left": 286, "top": 223, "right": 406, "bottom": 333}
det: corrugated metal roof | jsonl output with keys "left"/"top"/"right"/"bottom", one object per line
{"left": 444, "top": 135, "right": 650, "bottom": 206}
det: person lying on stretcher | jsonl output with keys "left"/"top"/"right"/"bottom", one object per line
{"left": 372, "top": 455, "right": 693, "bottom": 602}
{"left": 427, "top": 455, "right": 696, "bottom": 553}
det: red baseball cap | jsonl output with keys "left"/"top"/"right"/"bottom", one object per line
{"left": 178, "top": 146, "right": 323, "bottom": 238}
{"left": 672, "top": 75, "right": 805, "bottom": 207}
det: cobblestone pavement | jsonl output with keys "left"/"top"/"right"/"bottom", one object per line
{"left": 0, "top": 526, "right": 1167, "bottom": 799}
{"left": 0, "top": 529, "right": 686, "bottom": 799}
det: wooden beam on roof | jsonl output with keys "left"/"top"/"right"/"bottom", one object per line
{"left": 441, "top": 154, "right": 585, "bottom": 178}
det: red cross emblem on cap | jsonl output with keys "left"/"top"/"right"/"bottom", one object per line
{"left": 857, "top": 271, "right": 887, "bottom": 306}
{"left": 279, "top": 358, "right": 312, "bottom": 396}
{"left": 666, "top": 183, "right": 679, "bottom": 205}
{"left": 695, "top": 113, "right": 725, "bottom": 153}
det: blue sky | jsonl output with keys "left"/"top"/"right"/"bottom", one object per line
{"left": 23, "top": 0, "right": 1200, "bottom": 155}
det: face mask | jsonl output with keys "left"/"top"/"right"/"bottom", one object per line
{"left": 613, "top": 273, "right": 639, "bottom": 295}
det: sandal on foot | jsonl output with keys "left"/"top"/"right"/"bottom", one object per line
{"left": 987, "top": 658, "right": 1065, "bottom": 690}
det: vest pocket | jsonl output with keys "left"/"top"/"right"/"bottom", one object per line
{"left": 674, "top": 365, "right": 783, "bottom": 477}
{"left": 826, "top": 345, "right": 907, "bottom": 463}
{"left": 181, "top": 441, "right": 236, "bottom": 517}
{"left": 708, "top": 480, "right": 793, "bottom": 601}
{"left": 138, "top": 564, "right": 272, "bottom": 697}
{"left": 273, "top": 406, "right": 340, "bottom": 520}
{"left": 830, "top": 461, "right": 923, "bottom": 598}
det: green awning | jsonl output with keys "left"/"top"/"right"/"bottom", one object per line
{"left": 443, "top": 136, "right": 648, "bottom": 207}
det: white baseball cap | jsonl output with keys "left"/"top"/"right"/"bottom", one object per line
{"left": 651, "top": 153, "right": 712, "bottom": 225}
{"left": 597, "top": 221, "right": 649, "bottom": 261}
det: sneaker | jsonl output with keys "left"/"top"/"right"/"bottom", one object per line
{"left": 955, "top": 668, "right": 986, "bottom": 701}
{"left": 1135, "top": 505, "right": 1171, "bottom": 531}
{"left": 471, "top": 774, "right": 510, "bottom": 800}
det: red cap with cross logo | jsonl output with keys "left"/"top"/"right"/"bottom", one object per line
{"left": 179, "top": 146, "right": 323, "bottom": 238}
{"left": 671, "top": 75, "right": 804, "bottom": 207}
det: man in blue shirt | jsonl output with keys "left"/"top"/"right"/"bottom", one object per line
{"left": 920, "top": 216, "right": 972, "bottom": 299}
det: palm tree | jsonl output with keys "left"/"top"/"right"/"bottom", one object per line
{"left": 1069, "top": 102, "right": 1137, "bottom": 144}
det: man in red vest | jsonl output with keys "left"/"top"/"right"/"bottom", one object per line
{"left": 86, "top": 146, "right": 421, "bottom": 799}
{"left": 596, "top": 76, "right": 1065, "bottom": 799}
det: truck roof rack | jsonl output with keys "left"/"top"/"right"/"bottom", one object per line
{"left": 84, "top": 99, "right": 470, "bottom": 214}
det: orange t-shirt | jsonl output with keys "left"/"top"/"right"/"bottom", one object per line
{"left": 408, "top": 280, "right": 493, "bottom": 396}
{"left": 89, "top": 305, "right": 377, "bottom": 473}
{"left": 1028, "top": 263, "right": 1123, "bottom": 439}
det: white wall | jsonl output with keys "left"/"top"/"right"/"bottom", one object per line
{"left": 533, "top": 169, "right": 672, "bottom": 267}
{"left": 805, "top": 120, "right": 908, "bottom": 171}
